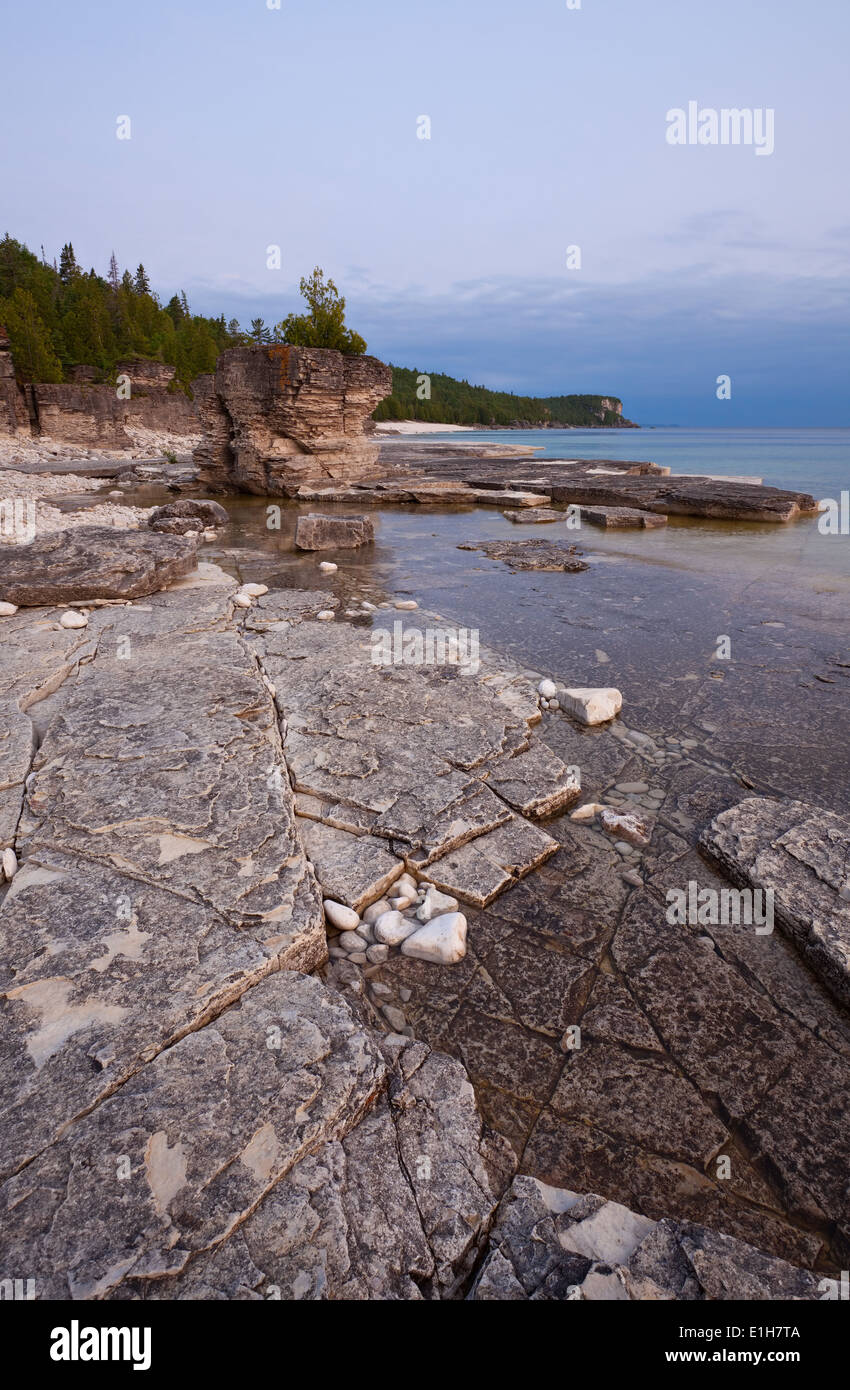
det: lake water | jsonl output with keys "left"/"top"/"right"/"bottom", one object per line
{"left": 111, "top": 426, "right": 850, "bottom": 807}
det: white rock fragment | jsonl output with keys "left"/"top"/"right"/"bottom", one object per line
{"left": 233, "top": 592, "right": 253, "bottom": 608}
{"left": 59, "top": 610, "right": 88, "bottom": 629}
{"left": 416, "top": 885, "right": 460, "bottom": 922}
{"left": 570, "top": 802, "right": 604, "bottom": 823}
{"left": 394, "top": 599, "right": 418, "bottom": 610}
{"left": 241, "top": 583, "right": 268, "bottom": 597}
{"left": 538, "top": 678, "right": 557, "bottom": 700}
{"left": 558, "top": 687, "right": 622, "bottom": 726}
{"left": 2, "top": 847, "right": 18, "bottom": 880}
{"left": 373, "top": 911, "right": 418, "bottom": 946}
{"left": 318, "top": 562, "right": 338, "bottom": 573}
{"left": 323, "top": 899, "right": 360, "bottom": 931}
{"left": 599, "top": 807, "right": 650, "bottom": 847}
{"left": 389, "top": 892, "right": 416, "bottom": 910}
{"left": 316, "top": 610, "right": 336, "bottom": 622}
{"left": 401, "top": 912, "right": 467, "bottom": 964}
{"left": 0, "top": 602, "right": 18, "bottom": 616}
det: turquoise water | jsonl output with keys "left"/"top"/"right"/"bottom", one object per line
{"left": 415, "top": 427, "right": 850, "bottom": 500}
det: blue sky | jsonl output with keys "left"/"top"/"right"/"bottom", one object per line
{"left": 3, "top": 0, "right": 849, "bottom": 424}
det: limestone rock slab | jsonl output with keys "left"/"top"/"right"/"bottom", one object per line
{"left": 0, "top": 526, "right": 198, "bottom": 605}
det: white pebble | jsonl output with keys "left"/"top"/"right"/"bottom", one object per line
{"left": 394, "top": 599, "right": 418, "bottom": 610}
{"left": 233, "top": 592, "right": 253, "bottom": 608}
{"left": 60, "top": 610, "right": 88, "bottom": 629}
{"left": 389, "top": 892, "right": 416, "bottom": 910}
{"left": 318, "top": 562, "right": 338, "bottom": 573}
{"left": 323, "top": 899, "right": 360, "bottom": 931}
{"left": 538, "top": 679, "right": 557, "bottom": 700}
{"left": 2, "top": 847, "right": 17, "bottom": 880}
{"left": 0, "top": 602, "right": 18, "bottom": 617}
{"left": 242, "top": 583, "right": 268, "bottom": 597}
{"left": 316, "top": 610, "right": 335, "bottom": 622}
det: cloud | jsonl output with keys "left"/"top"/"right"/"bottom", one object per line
{"left": 188, "top": 267, "right": 850, "bottom": 425}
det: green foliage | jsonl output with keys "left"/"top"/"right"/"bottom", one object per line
{"left": 372, "top": 365, "right": 624, "bottom": 428}
{"left": 0, "top": 287, "right": 63, "bottom": 382}
{"left": 274, "top": 267, "right": 366, "bottom": 355}
{"left": 0, "top": 233, "right": 242, "bottom": 390}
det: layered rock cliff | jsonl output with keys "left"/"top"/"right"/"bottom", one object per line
{"left": 194, "top": 345, "right": 392, "bottom": 495}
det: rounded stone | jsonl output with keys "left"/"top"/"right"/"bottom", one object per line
{"left": 323, "top": 900, "right": 360, "bottom": 931}
{"left": 374, "top": 910, "right": 418, "bottom": 946}
{"left": 394, "top": 599, "right": 418, "bottom": 610}
{"left": 316, "top": 610, "right": 336, "bottom": 622}
{"left": 60, "top": 610, "right": 88, "bottom": 629}
{"left": 538, "top": 679, "right": 557, "bottom": 700}
{"left": 318, "top": 562, "right": 338, "bottom": 573}
{"left": 0, "top": 602, "right": 19, "bottom": 616}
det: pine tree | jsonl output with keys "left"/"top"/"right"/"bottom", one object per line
{"left": 108, "top": 252, "right": 120, "bottom": 294}
{"left": 249, "top": 317, "right": 271, "bottom": 344}
{"left": 274, "top": 267, "right": 366, "bottom": 355}
{"left": 134, "top": 263, "right": 151, "bottom": 295}
{"left": 58, "top": 242, "right": 78, "bottom": 285}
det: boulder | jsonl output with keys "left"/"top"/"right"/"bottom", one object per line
{"left": 148, "top": 499, "right": 230, "bottom": 534}
{"left": 0, "top": 526, "right": 198, "bottom": 605}
{"left": 295, "top": 513, "right": 375, "bottom": 551}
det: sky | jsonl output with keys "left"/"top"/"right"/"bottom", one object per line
{"left": 3, "top": 0, "right": 849, "bottom": 424}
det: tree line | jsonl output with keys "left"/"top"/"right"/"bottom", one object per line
{"left": 0, "top": 238, "right": 366, "bottom": 392}
{"left": 373, "top": 365, "right": 625, "bottom": 428}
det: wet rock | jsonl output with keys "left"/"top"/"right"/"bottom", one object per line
{"left": 599, "top": 807, "right": 650, "bottom": 847}
{"left": 468, "top": 538, "right": 589, "bottom": 572}
{"left": 557, "top": 686, "right": 622, "bottom": 725}
{"left": 502, "top": 507, "right": 563, "bottom": 524}
{"left": 295, "top": 513, "right": 375, "bottom": 551}
{"left": 148, "top": 499, "right": 229, "bottom": 534}
{"left": 579, "top": 505, "right": 667, "bottom": 529}
{"left": 0, "top": 526, "right": 197, "bottom": 605}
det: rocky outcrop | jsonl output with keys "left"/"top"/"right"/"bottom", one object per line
{"left": 0, "top": 526, "right": 198, "bottom": 604}
{"left": 24, "top": 361, "right": 198, "bottom": 448}
{"left": 0, "top": 326, "right": 29, "bottom": 435}
{"left": 194, "top": 346, "right": 392, "bottom": 496}
{"left": 294, "top": 513, "right": 375, "bottom": 550}
{"left": 701, "top": 797, "right": 850, "bottom": 1008}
